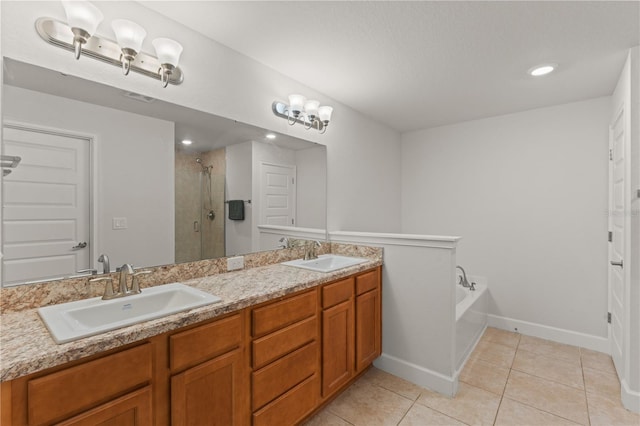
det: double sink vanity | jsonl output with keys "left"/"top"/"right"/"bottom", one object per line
{"left": 0, "top": 245, "right": 382, "bottom": 425}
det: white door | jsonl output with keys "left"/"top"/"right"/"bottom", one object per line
{"left": 260, "top": 163, "right": 296, "bottom": 226}
{"left": 608, "top": 109, "right": 626, "bottom": 375}
{"left": 2, "top": 126, "right": 90, "bottom": 285}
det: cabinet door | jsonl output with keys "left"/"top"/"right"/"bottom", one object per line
{"left": 321, "top": 299, "right": 354, "bottom": 397}
{"left": 57, "top": 386, "right": 152, "bottom": 426}
{"left": 171, "top": 349, "right": 245, "bottom": 426}
{"left": 355, "top": 289, "right": 381, "bottom": 372}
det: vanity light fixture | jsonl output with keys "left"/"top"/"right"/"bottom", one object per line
{"left": 528, "top": 63, "right": 557, "bottom": 77}
{"left": 272, "top": 94, "right": 334, "bottom": 134}
{"left": 36, "top": 1, "right": 184, "bottom": 87}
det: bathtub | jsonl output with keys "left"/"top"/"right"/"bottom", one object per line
{"left": 455, "top": 276, "right": 488, "bottom": 372}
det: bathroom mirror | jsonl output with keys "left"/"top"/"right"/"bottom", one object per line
{"left": 1, "top": 58, "right": 327, "bottom": 286}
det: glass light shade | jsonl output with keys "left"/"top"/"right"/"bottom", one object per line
{"left": 304, "top": 100, "right": 320, "bottom": 117}
{"left": 112, "top": 19, "right": 146, "bottom": 53}
{"left": 61, "top": 0, "right": 104, "bottom": 34}
{"left": 152, "top": 38, "right": 183, "bottom": 66}
{"left": 318, "top": 106, "right": 333, "bottom": 122}
{"left": 288, "top": 94, "right": 306, "bottom": 113}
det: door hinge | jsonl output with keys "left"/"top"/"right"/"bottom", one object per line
{"left": 608, "top": 231, "right": 612, "bottom": 242}
{"left": 609, "top": 149, "right": 613, "bottom": 160}
{"left": 291, "top": 218, "right": 294, "bottom": 225}
{"left": 608, "top": 312, "right": 612, "bottom": 324}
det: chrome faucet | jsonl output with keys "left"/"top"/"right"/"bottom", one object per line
{"left": 304, "top": 240, "right": 322, "bottom": 260}
{"left": 118, "top": 264, "right": 134, "bottom": 294}
{"left": 97, "top": 254, "right": 110, "bottom": 275}
{"left": 456, "top": 265, "right": 470, "bottom": 288}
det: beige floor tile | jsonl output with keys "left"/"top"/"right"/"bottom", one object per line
{"left": 327, "top": 380, "right": 413, "bottom": 426}
{"left": 504, "top": 370, "right": 589, "bottom": 425}
{"left": 304, "top": 409, "right": 353, "bottom": 426}
{"left": 473, "top": 340, "right": 517, "bottom": 368}
{"left": 512, "top": 348, "right": 584, "bottom": 389}
{"left": 416, "top": 382, "right": 501, "bottom": 425}
{"left": 587, "top": 390, "right": 640, "bottom": 426}
{"left": 398, "top": 403, "right": 467, "bottom": 426}
{"left": 581, "top": 348, "right": 617, "bottom": 375}
{"left": 482, "top": 327, "right": 521, "bottom": 348}
{"left": 361, "top": 367, "right": 424, "bottom": 401}
{"left": 459, "top": 356, "right": 510, "bottom": 395}
{"left": 518, "top": 335, "right": 581, "bottom": 365}
{"left": 583, "top": 366, "right": 621, "bottom": 398}
{"left": 495, "top": 397, "right": 582, "bottom": 425}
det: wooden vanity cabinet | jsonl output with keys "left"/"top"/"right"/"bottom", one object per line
{"left": 3, "top": 342, "right": 154, "bottom": 426}
{"left": 250, "top": 289, "right": 320, "bottom": 426}
{"left": 168, "top": 313, "right": 249, "bottom": 426}
{"left": 1, "top": 266, "right": 381, "bottom": 426}
{"left": 355, "top": 268, "right": 382, "bottom": 372}
{"left": 321, "top": 267, "right": 382, "bottom": 399}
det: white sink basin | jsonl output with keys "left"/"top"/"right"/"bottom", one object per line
{"left": 38, "top": 283, "right": 221, "bottom": 344}
{"left": 281, "top": 254, "right": 369, "bottom": 273}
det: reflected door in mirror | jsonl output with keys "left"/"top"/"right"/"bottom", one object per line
{"left": 2, "top": 126, "right": 91, "bottom": 285}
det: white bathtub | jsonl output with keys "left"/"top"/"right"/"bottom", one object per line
{"left": 455, "top": 276, "right": 488, "bottom": 371}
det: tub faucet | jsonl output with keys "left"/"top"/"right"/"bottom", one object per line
{"left": 456, "top": 265, "right": 470, "bottom": 288}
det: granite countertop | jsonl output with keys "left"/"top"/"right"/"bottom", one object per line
{"left": 0, "top": 259, "right": 382, "bottom": 382}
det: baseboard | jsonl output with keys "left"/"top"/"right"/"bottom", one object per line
{"left": 487, "top": 314, "right": 610, "bottom": 354}
{"left": 373, "top": 353, "right": 458, "bottom": 397}
{"left": 621, "top": 378, "right": 640, "bottom": 413}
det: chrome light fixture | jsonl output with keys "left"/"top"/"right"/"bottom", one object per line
{"left": 272, "top": 94, "right": 334, "bottom": 134}
{"left": 35, "top": 1, "right": 184, "bottom": 87}
{"left": 152, "top": 38, "right": 183, "bottom": 88}
{"left": 111, "top": 19, "right": 146, "bottom": 75}
{"left": 61, "top": 0, "right": 104, "bottom": 60}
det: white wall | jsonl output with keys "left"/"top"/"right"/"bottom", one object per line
{"left": 225, "top": 141, "right": 252, "bottom": 256}
{"left": 3, "top": 85, "right": 174, "bottom": 271}
{"left": 296, "top": 146, "right": 327, "bottom": 229}
{"left": 401, "top": 98, "right": 611, "bottom": 342}
{"left": 0, "top": 1, "right": 402, "bottom": 236}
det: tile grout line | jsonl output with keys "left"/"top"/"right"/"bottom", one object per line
{"left": 491, "top": 332, "right": 521, "bottom": 425}
{"left": 580, "top": 347, "right": 593, "bottom": 426}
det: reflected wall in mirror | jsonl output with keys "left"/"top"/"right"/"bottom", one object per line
{"left": 1, "top": 58, "right": 327, "bottom": 286}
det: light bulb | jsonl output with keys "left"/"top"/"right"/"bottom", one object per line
{"left": 288, "top": 94, "right": 306, "bottom": 116}
{"left": 61, "top": 0, "right": 104, "bottom": 59}
{"left": 112, "top": 19, "right": 146, "bottom": 75}
{"left": 304, "top": 100, "right": 320, "bottom": 118}
{"left": 318, "top": 106, "right": 333, "bottom": 123}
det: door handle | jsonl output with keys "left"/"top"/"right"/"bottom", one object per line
{"left": 72, "top": 242, "right": 87, "bottom": 250}
{"left": 610, "top": 260, "right": 623, "bottom": 268}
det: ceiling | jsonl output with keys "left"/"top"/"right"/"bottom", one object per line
{"left": 142, "top": 1, "right": 640, "bottom": 133}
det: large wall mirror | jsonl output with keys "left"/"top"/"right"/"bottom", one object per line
{"left": 1, "top": 58, "right": 327, "bottom": 286}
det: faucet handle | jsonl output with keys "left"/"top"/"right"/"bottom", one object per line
{"left": 131, "top": 270, "right": 152, "bottom": 294}
{"left": 89, "top": 276, "right": 115, "bottom": 300}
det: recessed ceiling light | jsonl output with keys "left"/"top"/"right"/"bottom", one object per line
{"left": 181, "top": 139, "right": 192, "bottom": 145}
{"left": 528, "top": 64, "right": 557, "bottom": 77}
{"left": 266, "top": 133, "right": 276, "bottom": 140}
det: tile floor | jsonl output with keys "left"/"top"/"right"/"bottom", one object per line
{"left": 304, "top": 327, "right": 640, "bottom": 426}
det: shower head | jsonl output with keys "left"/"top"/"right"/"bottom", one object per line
{"left": 195, "top": 157, "right": 211, "bottom": 173}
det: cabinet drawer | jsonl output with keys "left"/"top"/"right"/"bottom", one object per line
{"left": 322, "top": 277, "right": 354, "bottom": 308}
{"left": 356, "top": 269, "right": 379, "bottom": 295}
{"left": 252, "top": 290, "right": 316, "bottom": 337}
{"left": 57, "top": 386, "right": 152, "bottom": 426}
{"left": 252, "top": 374, "right": 318, "bottom": 426}
{"left": 252, "top": 342, "right": 318, "bottom": 411}
{"left": 170, "top": 313, "right": 242, "bottom": 372}
{"left": 252, "top": 316, "right": 317, "bottom": 369}
{"left": 27, "top": 343, "right": 152, "bottom": 425}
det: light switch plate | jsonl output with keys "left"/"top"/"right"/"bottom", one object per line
{"left": 112, "top": 217, "right": 128, "bottom": 230}
{"left": 227, "top": 256, "right": 244, "bottom": 271}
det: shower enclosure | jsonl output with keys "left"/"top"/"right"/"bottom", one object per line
{"left": 175, "top": 149, "right": 226, "bottom": 263}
